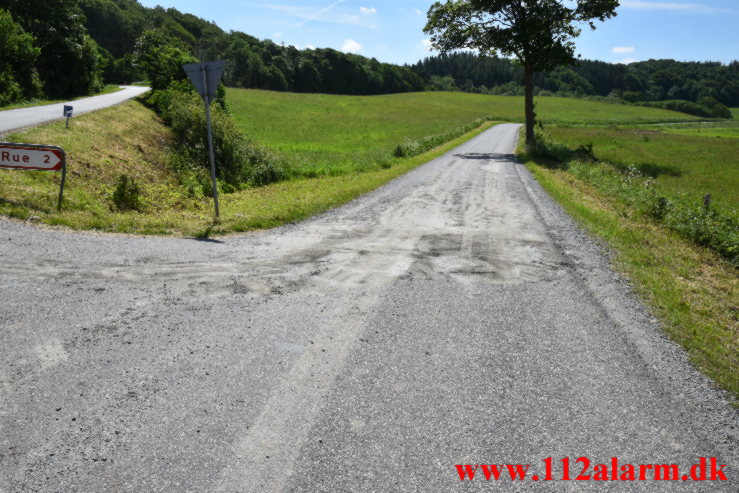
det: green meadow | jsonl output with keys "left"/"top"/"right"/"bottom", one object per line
{"left": 227, "top": 89, "right": 697, "bottom": 177}
{"left": 546, "top": 125, "right": 739, "bottom": 214}
{"left": 0, "top": 90, "right": 708, "bottom": 235}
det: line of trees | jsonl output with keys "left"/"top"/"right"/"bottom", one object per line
{"left": 413, "top": 52, "right": 739, "bottom": 108}
{"left": 0, "top": 0, "right": 424, "bottom": 106}
{"left": 0, "top": 0, "right": 104, "bottom": 105}
{"left": 3, "top": 0, "right": 737, "bottom": 112}
{"left": 81, "top": 0, "right": 424, "bottom": 95}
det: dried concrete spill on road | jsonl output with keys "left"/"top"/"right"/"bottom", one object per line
{"left": 1, "top": 124, "right": 736, "bottom": 492}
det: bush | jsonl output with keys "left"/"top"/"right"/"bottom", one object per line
{"left": 527, "top": 128, "right": 594, "bottom": 164}
{"left": 697, "top": 96, "right": 732, "bottom": 119}
{"left": 146, "top": 83, "right": 285, "bottom": 188}
{"left": 111, "top": 174, "right": 142, "bottom": 211}
{"left": 636, "top": 99, "right": 730, "bottom": 119}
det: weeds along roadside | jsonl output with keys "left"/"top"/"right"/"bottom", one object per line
{"left": 519, "top": 127, "right": 738, "bottom": 401}
{"left": 523, "top": 128, "right": 738, "bottom": 267}
{"left": 142, "top": 81, "right": 287, "bottom": 196}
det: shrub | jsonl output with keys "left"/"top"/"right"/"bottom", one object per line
{"left": 111, "top": 174, "right": 142, "bottom": 211}
{"left": 636, "top": 99, "right": 729, "bottom": 119}
{"left": 145, "top": 83, "right": 285, "bottom": 188}
{"left": 697, "top": 96, "right": 732, "bottom": 119}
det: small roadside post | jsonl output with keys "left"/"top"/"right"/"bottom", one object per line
{"left": 182, "top": 60, "right": 227, "bottom": 218}
{"left": 63, "top": 105, "right": 73, "bottom": 129}
{"left": 0, "top": 142, "right": 67, "bottom": 211}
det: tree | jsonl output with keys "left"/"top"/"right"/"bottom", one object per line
{"left": 133, "top": 28, "right": 196, "bottom": 90}
{"left": 0, "top": 0, "right": 104, "bottom": 98}
{"left": 0, "top": 8, "right": 42, "bottom": 105}
{"left": 424, "top": 0, "right": 619, "bottom": 147}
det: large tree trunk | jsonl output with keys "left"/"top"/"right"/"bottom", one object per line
{"left": 524, "top": 61, "right": 536, "bottom": 148}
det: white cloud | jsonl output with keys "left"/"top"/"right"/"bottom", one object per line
{"left": 421, "top": 39, "right": 433, "bottom": 51}
{"left": 612, "top": 46, "right": 635, "bottom": 54}
{"left": 305, "top": 44, "right": 315, "bottom": 50}
{"left": 414, "top": 8, "right": 423, "bottom": 15}
{"left": 257, "top": 1, "right": 378, "bottom": 28}
{"left": 341, "top": 38, "right": 362, "bottom": 53}
{"left": 620, "top": 1, "right": 733, "bottom": 14}
{"left": 359, "top": 7, "right": 376, "bottom": 15}
{"left": 617, "top": 57, "right": 639, "bottom": 64}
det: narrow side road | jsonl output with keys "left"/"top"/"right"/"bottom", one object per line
{"left": 0, "top": 124, "right": 735, "bottom": 492}
{"left": 0, "top": 86, "right": 150, "bottom": 135}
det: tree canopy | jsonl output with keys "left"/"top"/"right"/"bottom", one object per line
{"left": 425, "top": 0, "right": 619, "bottom": 145}
{"left": 0, "top": 8, "right": 42, "bottom": 105}
{"left": 0, "top": 0, "right": 103, "bottom": 99}
{"left": 413, "top": 53, "right": 739, "bottom": 109}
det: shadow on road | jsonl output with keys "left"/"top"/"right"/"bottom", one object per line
{"left": 454, "top": 152, "right": 515, "bottom": 161}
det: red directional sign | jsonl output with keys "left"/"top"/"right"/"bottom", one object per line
{"left": 0, "top": 143, "right": 65, "bottom": 171}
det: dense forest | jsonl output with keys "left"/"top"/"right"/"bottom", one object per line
{"left": 413, "top": 52, "right": 739, "bottom": 107}
{"left": 0, "top": 0, "right": 424, "bottom": 106}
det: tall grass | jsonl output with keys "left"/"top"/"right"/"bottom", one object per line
{"left": 546, "top": 125, "right": 739, "bottom": 214}
{"left": 226, "top": 89, "right": 697, "bottom": 178}
{"left": 527, "top": 129, "right": 738, "bottom": 266}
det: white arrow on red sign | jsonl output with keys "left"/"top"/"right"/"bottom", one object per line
{"left": 0, "top": 144, "right": 64, "bottom": 171}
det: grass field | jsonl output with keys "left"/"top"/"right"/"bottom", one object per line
{"left": 0, "top": 98, "right": 498, "bottom": 235}
{"left": 546, "top": 125, "right": 739, "bottom": 214}
{"left": 227, "top": 89, "right": 697, "bottom": 177}
{"left": 1, "top": 90, "right": 706, "bottom": 234}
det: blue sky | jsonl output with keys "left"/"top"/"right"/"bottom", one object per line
{"left": 138, "top": 1, "right": 739, "bottom": 65}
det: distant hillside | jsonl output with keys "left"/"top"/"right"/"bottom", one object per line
{"left": 78, "top": 0, "right": 424, "bottom": 95}
{"left": 2, "top": 1, "right": 737, "bottom": 108}
{"left": 413, "top": 52, "right": 739, "bottom": 108}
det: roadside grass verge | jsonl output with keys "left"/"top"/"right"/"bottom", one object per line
{"left": 0, "top": 85, "right": 124, "bottom": 111}
{"left": 524, "top": 161, "right": 737, "bottom": 403}
{"left": 227, "top": 89, "right": 698, "bottom": 178}
{"left": 545, "top": 125, "right": 739, "bottom": 214}
{"left": 0, "top": 97, "right": 497, "bottom": 235}
{"left": 519, "top": 129, "right": 738, "bottom": 402}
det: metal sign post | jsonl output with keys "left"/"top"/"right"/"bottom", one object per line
{"left": 183, "top": 61, "right": 227, "bottom": 218}
{"left": 0, "top": 142, "right": 67, "bottom": 211}
{"left": 63, "top": 105, "right": 73, "bottom": 129}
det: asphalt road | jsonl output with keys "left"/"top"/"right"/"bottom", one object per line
{"left": 0, "top": 124, "right": 736, "bottom": 492}
{"left": 0, "top": 86, "right": 150, "bottom": 135}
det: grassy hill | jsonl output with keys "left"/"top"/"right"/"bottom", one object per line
{"left": 0, "top": 91, "right": 707, "bottom": 235}
{"left": 227, "top": 89, "right": 698, "bottom": 178}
